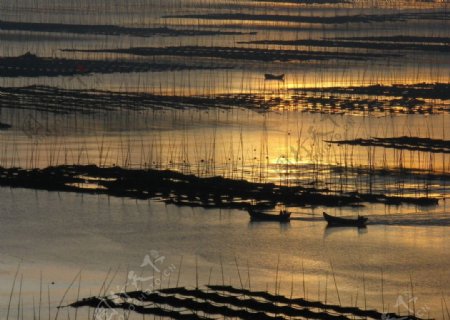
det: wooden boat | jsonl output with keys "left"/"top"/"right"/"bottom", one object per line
{"left": 264, "top": 73, "right": 285, "bottom": 81}
{"left": 323, "top": 212, "right": 367, "bottom": 227}
{"left": 0, "top": 122, "right": 11, "bottom": 130}
{"left": 248, "top": 208, "right": 291, "bottom": 222}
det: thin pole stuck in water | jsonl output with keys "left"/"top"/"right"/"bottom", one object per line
{"left": 247, "top": 260, "right": 251, "bottom": 291}
{"left": 410, "top": 274, "right": 416, "bottom": 317}
{"left": 195, "top": 255, "right": 198, "bottom": 290}
{"left": 381, "top": 268, "right": 385, "bottom": 313}
{"left": 18, "top": 274, "right": 23, "bottom": 320}
{"left": 39, "top": 271, "right": 42, "bottom": 320}
{"left": 6, "top": 263, "right": 20, "bottom": 320}
{"left": 330, "top": 261, "right": 341, "bottom": 306}
{"left": 234, "top": 256, "right": 244, "bottom": 290}
{"left": 220, "top": 255, "right": 225, "bottom": 287}
{"left": 363, "top": 272, "right": 367, "bottom": 311}
{"left": 54, "top": 270, "right": 81, "bottom": 320}
{"left": 207, "top": 266, "right": 213, "bottom": 286}
{"left": 75, "top": 272, "right": 82, "bottom": 320}
{"left": 275, "top": 254, "right": 280, "bottom": 295}
{"left": 302, "top": 260, "right": 306, "bottom": 299}
{"left": 175, "top": 255, "right": 183, "bottom": 288}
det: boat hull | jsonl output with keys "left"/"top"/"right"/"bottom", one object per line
{"left": 248, "top": 209, "right": 291, "bottom": 222}
{"left": 264, "top": 73, "right": 285, "bottom": 81}
{"left": 323, "top": 212, "right": 367, "bottom": 227}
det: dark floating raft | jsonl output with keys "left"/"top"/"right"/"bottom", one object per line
{"left": 64, "top": 45, "right": 396, "bottom": 62}
{"left": 65, "top": 285, "right": 428, "bottom": 320}
{"left": 240, "top": 38, "right": 450, "bottom": 53}
{"left": 326, "top": 136, "right": 450, "bottom": 154}
{"left": 0, "top": 165, "right": 439, "bottom": 208}
{"left": 0, "top": 53, "right": 225, "bottom": 77}
{"left": 0, "top": 20, "right": 255, "bottom": 37}
{"left": 253, "top": 0, "right": 351, "bottom": 4}
{"left": 163, "top": 11, "right": 449, "bottom": 25}
{"left": 291, "top": 83, "right": 450, "bottom": 101}
{"left": 1, "top": 83, "right": 448, "bottom": 116}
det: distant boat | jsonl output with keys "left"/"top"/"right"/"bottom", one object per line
{"left": 323, "top": 212, "right": 367, "bottom": 227}
{"left": 0, "top": 122, "right": 11, "bottom": 130}
{"left": 248, "top": 208, "right": 291, "bottom": 222}
{"left": 264, "top": 73, "right": 285, "bottom": 81}
{"left": 19, "top": 51, "right": 38, "bottom": 60}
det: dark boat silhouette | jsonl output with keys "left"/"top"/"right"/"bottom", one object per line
{"left": 264, "top": 73, "right": 285, "bottom": 81}
{"left": 248, "top": 208, "right": 291, "bottom": 222}
{"left": 0, "top": 122, "right": 12, "bottom": 130}
{"left": 323, "top": 212, "right": 367, "bottom": 227}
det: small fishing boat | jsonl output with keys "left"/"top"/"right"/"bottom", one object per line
{"left": 323, "top": 212, "right": 367, "bottom": 227}
{"left": 0, "top": 122, "right": 11, "bottom": 130}
{"left": 264, "top": 73, "right": 285, "bottom": 81}
{"left": 248, "top": 208, "right": 291, "bottom": 222}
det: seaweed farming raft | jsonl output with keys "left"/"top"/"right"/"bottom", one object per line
{"left": 0, "top": 53, "right": 224, "bottom": 77}
{"left": 65, "top": 285, "right": 427, "bottom": 320}
{"left": 0, "top": 165, "right": 439, "bottom": 209}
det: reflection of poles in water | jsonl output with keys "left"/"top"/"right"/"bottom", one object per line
{"left": 330, "top": 261, "right": 341, "bottom": 307}
{"left": 247, "top": 260, "right": 251, "bottom": 291}
{"left": 274, "top": 254, "right": 280, "bottom": 296}
{"left": 234, "top": 257, "right": 244, "bottom": 290}
{"left": 239, "top": 127, "right": 244, "bottom": 181}
{"left": 323, "top": 225, "right": 368, "bottom": 239}
{"left": 285, "top": 124, "right": 290, "bottom": 186}
{"left": 259, "top": 114, "right": 268, "bottom": 183}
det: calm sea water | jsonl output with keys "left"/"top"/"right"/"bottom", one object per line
{"left": 0, "top": 0, "right": 449, "bottom": 318}
{"left": 0, "top": 188, "right": 449, "bottom": 318}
